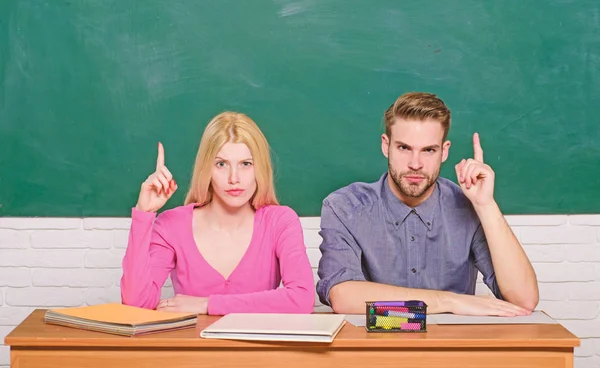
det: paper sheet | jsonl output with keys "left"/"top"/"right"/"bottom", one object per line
{"left": 344, "top": 314, "right": 367, "bottom": 327}
{"left": 344, "top": 310, "right": 556, "bottom": 327}
{"left": 427, "top": 311, "right": 556, "bottom": 324}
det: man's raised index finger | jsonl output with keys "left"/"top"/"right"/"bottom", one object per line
{"left": 473, "top": 133, "right": 484, "bottom": 162}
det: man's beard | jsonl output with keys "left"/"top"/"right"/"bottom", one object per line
{"left": 388, "top": 162, "right": 439, "bottom": 198}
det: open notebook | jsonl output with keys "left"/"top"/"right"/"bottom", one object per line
{"left": 200, "top": 313, "right": 347, "bottom": 343}
{"left": 44, "top": 303, "right": 197, "bottom": 336}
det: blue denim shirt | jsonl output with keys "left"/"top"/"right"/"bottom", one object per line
{"left": 316, "top": 173, "right": 502, "bottom": 306}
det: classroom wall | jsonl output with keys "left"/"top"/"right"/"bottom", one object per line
{"left": 3, "top": 0, "right": 600, "bottom": 218}
{"left": 1, "top": 215, "right": 599, "bottom": 368}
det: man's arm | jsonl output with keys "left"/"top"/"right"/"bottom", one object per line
{"left": 456, "top": 133, "right": 539, "bottom": 311}
{"left": 330, "top": 281, "right": 445, "bottom": 314}
{"left": 330, "top": 281, "right": 530, "bottom": 316}
{"left": 317, "top": 196, "right": 531, "bottom": 316}
{"left": 473, "top": 202, "right": 539, "bottom": 310}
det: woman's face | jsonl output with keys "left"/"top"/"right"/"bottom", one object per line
{"left": 211, "top": 142, "right": 257, "bottom": 209}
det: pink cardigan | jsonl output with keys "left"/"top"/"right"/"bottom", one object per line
{"left": 120, "top": 204, "right": 315, "bottom": 315}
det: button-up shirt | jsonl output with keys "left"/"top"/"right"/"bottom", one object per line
{"left": 316, "top": 173, "right": 502, "bottom": 306}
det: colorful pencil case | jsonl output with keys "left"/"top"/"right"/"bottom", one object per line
{"left": 365, "top": 301, "right": 427, "bottom": 332}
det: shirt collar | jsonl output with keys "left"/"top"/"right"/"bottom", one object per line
{"left": 381, "top": 172, "right": 439, "bottom": 230}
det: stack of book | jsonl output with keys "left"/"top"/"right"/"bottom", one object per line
{"left": 44, "top": 303, "right": 197, "bottom": 336}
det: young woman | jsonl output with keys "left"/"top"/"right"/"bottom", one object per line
{"left": 121, "top": 112, "right": 314, "bottom": 315}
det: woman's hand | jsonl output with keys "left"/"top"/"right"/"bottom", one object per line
{"left": 156, "top": 294, "right": 208, "bottom": 314}
{"left": 136, "top": 142, "right": 178, "bottom": 212}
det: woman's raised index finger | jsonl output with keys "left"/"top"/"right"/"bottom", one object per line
{"left": 156, "top": 142, "right": 165, "bottom": 170}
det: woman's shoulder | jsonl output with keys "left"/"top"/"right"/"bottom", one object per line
{"left": 257, "top": 204, "right": 300, "bottom": 229}
{"left": 155, "top": 203, "right": 195, "bottom": 225}
{"left": 259, "top": 204, "right": 298, "bottom": 218}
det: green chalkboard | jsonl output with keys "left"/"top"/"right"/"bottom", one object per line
{"left": 1, "top": 1, "right": 599, "bottom": 217}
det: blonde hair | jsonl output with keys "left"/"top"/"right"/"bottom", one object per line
{"left": 184, "top": 112, "right": 278, "bottom": 209}
{"left": 384, "top": 92, "right": 451, "bottom": 141}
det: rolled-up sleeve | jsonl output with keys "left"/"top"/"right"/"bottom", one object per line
{"left": 471, "top": 223, "right": 503, "bottom": 300}
{"left": 316, "top": 198, "right": 366, "bottom": 306}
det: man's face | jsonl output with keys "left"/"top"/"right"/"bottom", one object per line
{"left": 382, "top": 118, "right": 450, "bottom": 200}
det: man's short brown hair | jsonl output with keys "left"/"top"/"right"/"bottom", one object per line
{"left": 384, "top": 92, "right": 451, "bottom": 141}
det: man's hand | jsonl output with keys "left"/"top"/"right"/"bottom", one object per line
{"left": 455, "top": 133, "right": 495, "bottom": 207}
{"left": 446, "top": 292, "right": 532, "bottom": 317}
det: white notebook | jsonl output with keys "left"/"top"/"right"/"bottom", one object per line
{"left": 200, "top": 313, "right": 347, "bottom": 343}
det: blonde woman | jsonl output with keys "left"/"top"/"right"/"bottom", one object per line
{"left": 121, "top": 112, "right": 315, "bottom": 315}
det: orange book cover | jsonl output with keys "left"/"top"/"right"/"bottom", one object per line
{"left": 46, "top": 303, "right": 196, "bottom": 326}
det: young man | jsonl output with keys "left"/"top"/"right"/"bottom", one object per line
{"left": 316, "top": 92, "right": 538, "bottom": 316}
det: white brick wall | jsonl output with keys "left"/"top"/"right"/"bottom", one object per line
{"left": 0, "top": 215, "right": 599, "bottom": 368}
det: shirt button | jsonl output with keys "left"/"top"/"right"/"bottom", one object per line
{"left": 411, "top": 268, "right": 417, "bottom": 274}
{"left": 427, "top": 222, "right": 431, "bottom": 226}
{"left": 395, "top": 221, "right": 399, "bottom": 226}
{"left": 225, "top": 280, "right": 231, "bottom": 285}
{"left": 410, "top": 235, "right": 415, "bottom": 241}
